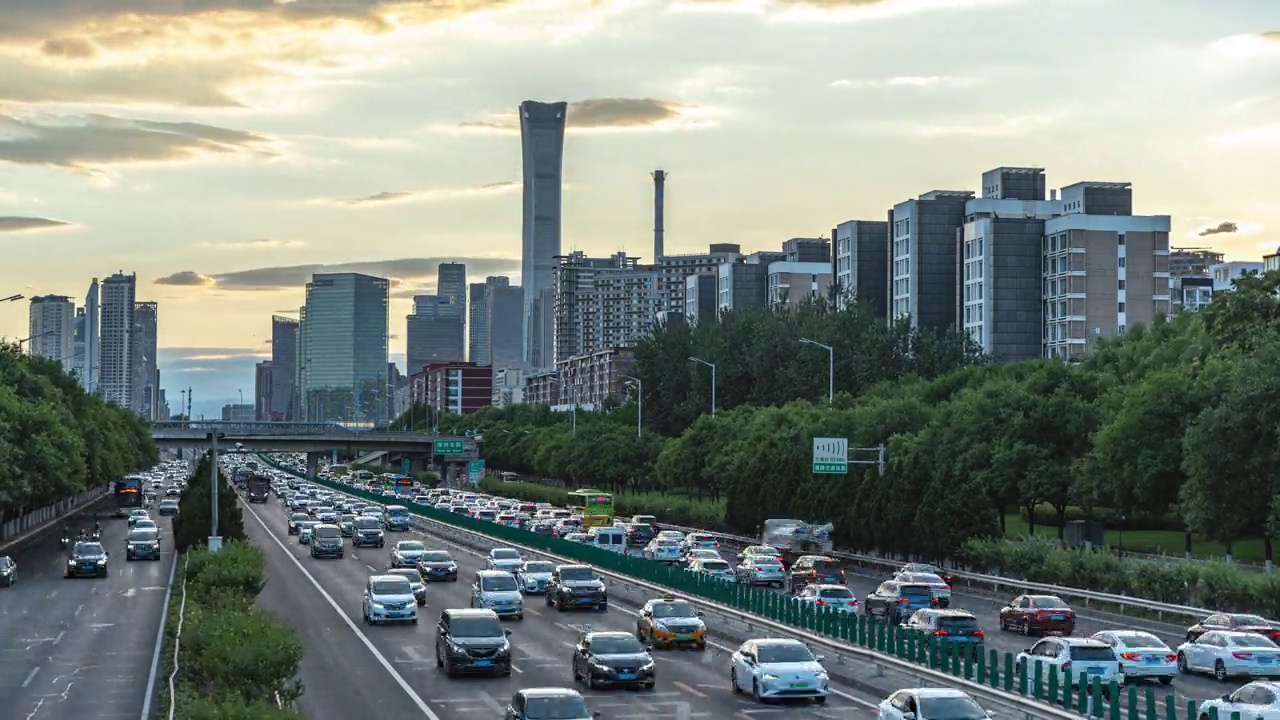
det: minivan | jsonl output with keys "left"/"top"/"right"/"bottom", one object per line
{"left": 587, "top": 527, "right": 626, "bottom": 554}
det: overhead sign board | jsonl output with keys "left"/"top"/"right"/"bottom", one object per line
{"left": 468, "top": 459, "right": 485, "bottom": 482}
{"left": 434, "top": 439, "right": 465, "bottom": 455}
{"left": 812, "top": 437, "right": 848, "bottom": 474}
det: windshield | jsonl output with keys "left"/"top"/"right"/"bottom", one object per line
{"left": 291, "top": 513, "right": 309, "bottom": 522}
{"left": 1031, "top": 595, "right": 1069, "bottom": 608}
{"left": 525, "top": 696, "right": 590, "bottom": 720}
{"left": 74, "top": 543, "right": 105, "bottom": 555}
{"left": 757, "top": 643, "right": 815, "bottom": 663}
{"left": 340, "top": 514, "right": 356, "bottom": 522}
{"left": 906, "top": 573, "right": 945, "bottom": 584}
{"left": 1069, "top": 646, "right": 1116, "bottom": 661}
{"left": 818, "top": 587, "right": 854, "bottom": 599}
{"left": 938, "top": 616, "right": 980, "bottom": 632}
{"left": 387, "top": 508, "right": 409, "bottom": 517}
{"left": 451, "top": 617, "right": 504, "bottom": 638}
{"left": 1228, "top": 634, "right": 1277, "bottom": 648}
{"left": 492, "top": 549, "right": 521, "bottom": 559}
{"left": 398, "top": 542, "right": 425, "bottom": 552}
{"left": 652, "top": 602, "right": 697, "bottom": 618}
{"left": 481, "top": 575, "right": 519, "bottom": 591}
{"left": 387, "top": 570, "right": 421, "bottom": 583}
{"left": 559, "top": 567, "right": 596, "bottom": 582}
{"left": 917, "top": 696, "right": 989, "bottom": 719}
{"left": 129, "top": 530, "right": 158, "bottom": 542}
{"left": 900, "top": 585, "right": 933, "bottom": 598}
{"left": 421, "top": 552, "right": 452, "bottom": 563}
{"left": 524, "top": 562, "right": 554, "bottom": 573}
{"left": 315, "top": 527, "right": 340, "bottom": 538}
{"left": 1114, "top": 632, "right": 1163, "bottom": 648}
{"left": 591, "top": 636, "right": 645, "bottom": 655}
{"left": 356, "top": 518, "right": 381, "bottom": 529}
{"left": 701, "top": 561, "right": 730, "bottom": 571}
{"left": 371, "top": 579, "right": 412, "bottom": 595}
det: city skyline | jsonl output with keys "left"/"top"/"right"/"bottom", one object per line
{"left": 0, "top": 0, "right": 1275, "bottom": 411}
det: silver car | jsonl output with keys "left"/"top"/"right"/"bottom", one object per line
{"left": 390, "top": 540, "right": 427, "bottom": 568}
{"left": 516, "top": 560, "right": 554, "bottom": 594}
{"left": 486, "top": 548, "right": 524, "bottom": 574}
{"left": 471, "top": 569, "right": 524, "bottom": 619}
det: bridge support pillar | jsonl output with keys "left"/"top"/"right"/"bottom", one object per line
{"left": 306, "top": 452, "right": 321, "bottom": 480}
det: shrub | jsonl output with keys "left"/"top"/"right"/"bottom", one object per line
{"left": 184, "top": 542, "right": 267, "bottom": 610}
{"left": 173, "top": 453, "right": 246, "bottom": 553}
{"left": 1018, "top": 503, "right": 1184, "bottom": 532}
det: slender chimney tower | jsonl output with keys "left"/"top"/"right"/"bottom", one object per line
{"left": 652, "top": 170, "right": 666, "bottom": 261}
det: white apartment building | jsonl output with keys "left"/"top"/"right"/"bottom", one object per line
{"left": 492, "top": 367, "right": 526, "bottom": 407}
{"left": 767, "top": 262, "right": 833, "bottom": 305}
{"left": 99, "top": 272, "right": 137, "bottom": 408}
{"left": 1210, "top": 261, "right": 1264, "bottom": 292}
{"left": 28, "top": 295, "right": 75, "bottom": 372}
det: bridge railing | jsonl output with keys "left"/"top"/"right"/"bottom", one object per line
{"left": 150, "top": 421, "right": 363, "bottom": 436}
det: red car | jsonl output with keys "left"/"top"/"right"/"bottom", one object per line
{"left": 999, "top": 594, "right": 1075, "bottom": 636}
{"left": 1186, "top": 613, "right": 1280, "bottom": 643}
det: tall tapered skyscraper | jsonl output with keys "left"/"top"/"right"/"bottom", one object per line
{"left": 519, "top": 100, "right": 567, "bottom": 371}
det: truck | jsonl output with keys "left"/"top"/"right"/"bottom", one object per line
{"left": 247, "top": 475, "right": 271, "bottom": 503}
{"left": 761, "top": 519, "right": 834, "bottom": 567}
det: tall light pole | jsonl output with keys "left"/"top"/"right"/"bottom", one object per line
{"left": 2, "top": 294, "right": 23, "bottom": 302}
{"left": 208, "top": 431, "right": 225, "bottom": 552}
{"left": 621, "top": 374, "right": 642, "bottom": 437}
{"left": 689, "top": 357, "right": 716, "bottom": 416}
{"left": 17, "top": 330, "right": 53, "bottom": 350}
{"left": 799, "top": 338, "right": 834, "bottom": 404}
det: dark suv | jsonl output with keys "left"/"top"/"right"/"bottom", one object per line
{"left": 786, "top": 555, "right": 845, "bottom": 594}
{"left": 864, "top": 581, "right": 936, "bottom": 624}
{"left": 351, "top": 517, "right": 385, "bottom": 548}
{"left": 435, "top": 608, "right": 513, "bottom": 677}
{"left": 546, "top": 564, "right": 607, "bottom": 611}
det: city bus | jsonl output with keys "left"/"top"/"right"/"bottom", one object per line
{"left": 567, "top": 489, "right": 614, "bottom": 529}
{"left": 113, "top": 476, "right": 144, "bottom": 517}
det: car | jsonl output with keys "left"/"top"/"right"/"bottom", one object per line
{"left": 516, "top": 560, "right": 555, "bottom": 594}
{"left": 310, "top": 524, "right": 345, "bottom": 558}
{"left": 416, "top": 550, "right": 459, "bottom": 582}
{"left": 351, "top": 516, "right": 385, "bottom": 548}
{"left": 65, "top": 541, "right": 109, "bottom": 578}
{"left": 683, "top": 533, "right": 720, "bottom": 551}
{"left": 391, "top": 540, "right": 427, "bottom": 568}
{"left": 737, "top": 556, "right": 787, "bottom": 587}
{"left": 643, "top": 539, "right": 684, "bottom": 563}
{"left": 504, "top": 687, "right": 594, "bottom": 720}
{"left": 686, "top": 558, "right": 738, "bottom": 583}
{"left": 636, "top": 593, "right": 707, "bottom": 650}
{"left": 298, "top": 521, "right": 320, "bottom": 544}
{"left": 730, "top": 638, "right": 829, "bottom": 703}
{"left": 133, "top": 518, "right": 159, "bottom": 535}
{"left": 361, "top": 574, "right": 418, "bottom": 625}
{"left": 315, "top": 507, "right": 339, "bottom": 524}
{"left": 793, "top": 584, "right": 860, "bottom": 614}
{"left": 127, "top": 509, "right": 150, "bottom": 527}
{"left": 893, "top": 571, "right": 951, "bottom": 607}
{"left": 385, "top": 568, "right": 427, "bottom": 606}
{"left": 1187, "top": 613, "right": 1280, "bottom": 644}
{"left": 676, "top": 548, "right": 721, "bottom": 569}
{"left": 903, "top": 609, "right": 985, "bottom": 657}
{"left": 547, "top": 564, "right": 608, "bottom": 611}
{"left": 1176, "top": 631, "right": 1280, "bottom": 681}
{"left": 157, "top": 499, "right": 179, "bottom": 517}
{"left": 999, "top": 594, "right": 1076, "bottom": 636}
{"left": 287, "top": 512, "right": 309, "bottom": 535}
{"left": 472, "top": 569, "right": 525, "bottom": 619}
{"left": 571, "top": 630, "right": 656, "bottom": 690}
{"left": 125, "top": 528, "right": 161, "bottom": 561}
{"left": 1196, "top": 680, "right": 1280, "bottom": 720}
{"left": 786, "top": 555, "right": 845, "bottom": 594}
{"left": 338, "top": 514, "right": 357, "bottom": 537}
{"left": 486, "top": 548, "right": 524, "bottom": 574}
{"left": 900, "top": 562, "right": 955, "bottom": 587}
{"left": 877, "top": 687, "right": 993, "bottom": 719}
{"left": 1091, "top": 630, "right": 1176, "bottom": 685}
{"left": 435, "top": 608, "right": 513, "bottom": 676}
{"left": 1016, "top": 637, "right": 1121, "bottom": 690}
{"left": 0, "top": 555, "right": 15, "bottom": 587}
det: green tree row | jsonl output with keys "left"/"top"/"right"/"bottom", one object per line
{"left": 0, "top": 345, "right": 157, "bottom": 528}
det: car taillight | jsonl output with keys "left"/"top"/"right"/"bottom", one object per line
{"left": 1120, "top": 652, "right": 1141, "bottom": 661}
{"left": 815, "top": 599, "right": 828, "bottom": 606}
{"left": 973, "top": 630, "right": 984, "bottom": 637}
{"left": 1061, "top": 661, "right": 1071, "bottom": 671}
{"left": 1233, "top": 652, "right": 1255, "bottom": 660}
{"left": 808, "top": 571, "right": 818, "bottom": 578}
{"left": 1164, "top": 654, "right": 1177, "bottom": 662}
{"left": 897, "top": 597, "right": 909, "bottom": 604}
{"left": 848, "top": 601, "right": 858, "bottom": 607}
{"left": 930, "top": 598, "right": 939, "bottom": 605}
{"left": 934, "top": 630, "right": 949, "bottom": 636}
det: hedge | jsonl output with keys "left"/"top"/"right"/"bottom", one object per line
{"left": 1018, "top": 503, "right": 1185, "bottom": 533}
{"left": 476, "top": 477, "right": 728, "bottom": 531}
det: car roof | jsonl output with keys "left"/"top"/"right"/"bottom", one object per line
{"left": 807, "top": 584, "right": 851, "bottom": 591}
{"left": 369, "top": 574, "right": 411, "bottom": 583}
{"left": 477, "top": 569, "right": 512, "bottom": 576}
{"left": 585, "top": 631, "right": 634, "bottom": 640}
{"left": 903, "top": 687, "right": 971, "bottom": 699}
{"left": 444, "top": 608, "right": 498, "bottom": 619}
{"left": 1217, "top": 630, "right": 1276, "bottom": 640}
{"left": 753, "top": 638, "right": 804, "bottom": 648}
{"left": 1058, "top": 638, "right": 1110, "bottom": 647}
{"left": 517, "top": 687, "right": 583, "bottom": 699}
{"left": 916, "top": 608, "right": 974, "bottom": 618}
{"left": 557, "top": 564, "right": 590, "bottom": 570}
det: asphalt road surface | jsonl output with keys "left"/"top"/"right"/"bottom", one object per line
{"left": 0, "top": 511, "right": 175, "bottom": 720}
{"left": 241, "top": 494, "right": 890, "bottom": 720}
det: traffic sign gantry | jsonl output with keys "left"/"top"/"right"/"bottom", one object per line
{"left": 434, "top": 439, "right": 465, "bottom": 455}
{"left": 812, "top": 437, "right": 848, "bottom": 474}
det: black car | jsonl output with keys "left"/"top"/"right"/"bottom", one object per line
{"left": 572, "top": 630, "right": 656, "bottom": 689}
{"left": 416, "top": 550, "right": 459, "bottom": 582}
{"left": 546, "top": 564, "right": 607, "bottom": 611}
{"left": 126, "top": 528, "right": 161, "bottom": 561}
{"left": 287, "top": 512, "right": 309, "bottom": 535}
{"left": 66, "top": 541, "right": 109, "bottom": 578}
{"left": 435, "top": 608, "right": 513, "bottom": 676}
{"left": 351, "top": 517, "right": 385, "bottom": 548}
{"left": 624, "top": 523, "right": 656, "bottom": 546}
{"left": 0, "top": 556, "right": 15, "bottom": 587}
{"left": 786, "top": 555, "right": 845, "bottom": 594}
{"left": 309, "top": 525, "right": 345, "bottom": 558}
{"left": 504, "top": 688, "right": 594, "bottom": 720}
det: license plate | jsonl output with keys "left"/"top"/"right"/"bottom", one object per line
{"left": 474, "top": 660, "right": 492, "bottom": 667}
{"left": 1050, "top": 614, "right": 1065, "bottom": 620}
{"left": 1144, "top": 657, "right": 1161, "bottom": 663}
{"left": 1260, "top": 658, "right": 1275, "bottom": 664}
{"left": 790, "top": 682, "right": 809, "bottom": 688}
{"left": 618, "top": 672, "right": 635, "bottom": 680}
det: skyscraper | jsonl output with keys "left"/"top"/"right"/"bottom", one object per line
{"left": 407, "top": 294, "right": 465, "bottom": 374}
{"left": 254, "top": 360, "right": 274, "bottom": 421}
{"left": 488, "top": 284, "right": 524, "bottom": 371}
{"left": 520, "top": 100, "right": 568, "bottom": 371}
{"left": 297, "top": 273, "right": 389, "bottom": 424}
{"left": 99, "top": 272, "right": 136, "bottom": 409}
{"left": 437, "top": 262, "right": 467, "bottom": 313}
{"left": 72, "top": 307, "right": 87, "bottom": 382}
{"left": 82, "top": 278, "right": 100, "bottom": 393}
{"left": 271, "top": 315, "right": 299, "bottom": 420}
{"left": 133, "top": 301, "right": 159, "bottom": 419}
{"left": 469, "top": 276, "right": 511, "bottom": 365}
{"left": 27, "top": 295, "right": 75, "bottom": 371}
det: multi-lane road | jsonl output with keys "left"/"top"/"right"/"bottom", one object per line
{"left": 0, "top": 509, "right": 175, "bottom": 720}
{"left": 240, "top": 490, "right": 897, "bottom": 719}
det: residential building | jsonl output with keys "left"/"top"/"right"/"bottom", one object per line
{"left": 407, "top": 294, "right": 465, "bottom": 374}
{"left": 552, "top": 251, "right": 664, "bottom": 363}
{"left": 79, "top": 278, "right": 100, "bottom": 393}
{"left": 493, "top": 367, "right": 527, "bottom": 407}
{"left": 254, "top": 361, "right": 274, "bottom": 421}
{"left": 520, "top": 100, "right": 568, "bottom": 371}
{"left": 524, "top": 370, "right": 558, "bottom": 406}
{"left": 654, "top": 244, "right": 742, "bottom": 317}
{"left": 1210, "top": 261, "right": 1264, "bottom": 292}
{"left": 1174, "top": 276, "right": 1214, "bottom": 312}
{"left": 132, "top": 301, "right": 159, "bottom": 419}
{"left": 781, "top": 237, "right": 830, "bottom": 262}
{"left": 221, "top": 403, "right": 254, "bottom": 422}
{"left": 297, "top": 273, "right": 390, "bottom": 424}
{"left": 27, "top": 295, "right": 75, "bottom": 372}
{"left": 684, "top": 273, "right": 717, "bottom": 326}
{"left": 271, "top": 315, "right": 299, "bottom": 420}
{"left": 72, "top": 307, "right": 87, "bottom": 383}
{"left": 717, "top": 251, "right": 783, "bottom": 313}
{"left": 767, "top": 262, "right": 833, "bottom": 306}
{"left": 415, "top": 361, "right": 493, "bottom": 416}
{"left": 488, "top": 284, "right": 524, "bottom": 371}
{"left": 890, "top": 190, "right": 974, "bottom": 330}
{"left": 1264, "top": 247, "right": 1280, "bottom": 273}
{"left": 1170, "top": 248, "right": 1223, "bottom": 279}
{"left": 833, "top": 220, "right": 889, "bottom": 316}
{"left": 387, "top": 362, "right": 405, "bottom": 420}
{"left": 99, "top": 272, "right": 136, "bottom": 409}
{"left": 553, "top": 347, "right": 636, "bottom": 409}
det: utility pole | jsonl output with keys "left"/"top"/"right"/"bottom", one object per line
{"left": 208, "top": 431, "right": 225, "bottom": 551}
{"left": 187, "top": 387, "right": 193, "bottom": 425}
{"left": 799, "top": 338, "right": 834, "bottom": 404}
{"left": 689, "top": 357, "right": 716, "bottom": 416}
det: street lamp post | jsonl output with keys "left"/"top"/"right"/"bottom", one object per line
{"left": 799, "top": 338, "right": 834, "bottom": 404}
{"left": 2, "top": 294, "right": 23, "bottom": 303}
{"left": 16, "top": 330, "right": 54, "bottom": 350}
{"left": 621, "top": 375, "right": 642, "bottom": 438}
{"left": 208, "top": 432, "right": 226, "bottom": 552}
{"left": 688, "top": 357, "right": 716, "bottom": 416}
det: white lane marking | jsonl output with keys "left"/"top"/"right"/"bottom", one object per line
{"left": 74, "top": 604, "right": 84, "bottom": 618}
{"left": 21, "top": 666, "right": 40, "bottom": 687}
{"left": 52, "top": 631, "right": 64, "bottom": 646}
{"left": 365, "top": 564, "right": 378, "bottom": 573}
{"left": 478, "top": 692, "right": 505, "bottom": 712}
{"left": 243, "top": 502, "right": 442, "bottom": 720}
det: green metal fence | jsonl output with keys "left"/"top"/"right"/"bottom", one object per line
{"left": 301, "top": 475, "right": 1241, "bottom": 720}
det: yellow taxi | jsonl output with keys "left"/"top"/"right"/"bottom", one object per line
{"left": 636, "top": 593, "right": 707, "bottom": 650}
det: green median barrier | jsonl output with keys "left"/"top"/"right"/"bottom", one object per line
{"left": 1076, "top": 674, "right": 1087, "bottom": 713}
{"left": 1089, "top": 677, "right": 1102, "bottom": 718}
{"left": 976, "top": 645, "right": 986, "bottom": 684}
{"left": 1007, "top": 653, "right": 1017, "bottom": 693}
{"left": 1125, "top": 686, "right": 1137, "bottom": 720}
{"left": 1046, "top": 662, "right": 1058, "bottom": 705}
{"left": 857, "top": 614, "right": 868, "bottom": 648}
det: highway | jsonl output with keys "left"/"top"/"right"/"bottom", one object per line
{"left": 0, "top": 510, "right": 175, "bottom": 720}
{"left": 239, "top": 491, "right": 898, "bottom": 720}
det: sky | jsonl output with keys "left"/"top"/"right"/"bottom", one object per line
{"left": 0, "top": 0, "right": 1276, "bottom": 417}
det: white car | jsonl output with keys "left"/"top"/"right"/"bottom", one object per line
{"left": 390, "top": 540, "right": 427, "bottom": 568}
{"left": 516, "top": 560, "right": 554, "bottom": 594}
{"left": 878, "top": 688, "right": 992, "bottom": 719}
{"left": 1091, "top": 630, "right": 1177, "bottom": 684}
{"left": 687, "top": 558, "right": 737, "bottom": 583}
{"left": 793, "top": 584, "right": 860, "bottom": 614}
{"left": 730, "top": 638, "right": 830, "bottom": 702}
{"left": 643, "top": 539, "right": 683, "bottom": 563}
{"left": 1197, "top": 680, "right": 1280, "bottom": 720}
{"left": 486, "top": 548, "right": 524, "bottom": 574}
{"left": 1176, "top": 631, "right": 1280, "bottom": 681}
{"left": 683, "top": 532, "right": 720, "bottom": 551}
{"left": 1016, "top": 637, "right": 1122, "bottom": 689}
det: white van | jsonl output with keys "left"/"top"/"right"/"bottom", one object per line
{"left": 587, "top": 526, "right": 626, "bottom": 554}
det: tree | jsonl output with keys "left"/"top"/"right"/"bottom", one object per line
{"left": 174, "top": 453, "right": 247, "bottom": 553}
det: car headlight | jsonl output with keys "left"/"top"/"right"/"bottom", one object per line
{"left": 816, "top": 671, "right": 829, "bottom": 680}
{"left": 640, "top": 661, "right": 655, "bottom": 672}
{"left": 590, "top": 661, "right": 611, "bottom": 672}
{"left": 370, "top": 602, "right": 384, "bottom": 610}
{"left": 98, "top": 558, "right": 107, "bottom": 564}
{"left": 761, "top": 673, "right": 779, "bottom": 681}
{"left": 67, "top": 559, "right": 75, "bottom": 566}
{"left": 654, "top": 622, "right": 669, "bottom": 631}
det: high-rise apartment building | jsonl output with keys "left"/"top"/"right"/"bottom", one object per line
{"left": 717, "top": 251, "right": 784, "bottom": 314}
{"left": 254, "top": 360, "right": 273, "bottom": 421}
{"left": 271, "top": 315, "right": 299, "bottom": 420}
{"left": 79, "top": 278, "right": 100, "bottom": 393}
{"left": 833, "top": 220, "right": 889, "bottom": 316}
{"left": 552, "top": 251, "right": 665, "bottom": 363}
{"left": 407, "top": 295, "right": 465, "bottom": 375}
{"left": 684, "top": 274, "right": 717, "bottom": 326}
{"left": 890, "top": 190, "right": 974, "bottom": 331}
{"left": 297, "top": 273, "right": 389, "bottom": 423}
{"left": 99, "top": 272, "right": 136, "bottom": 409}
{"left": 27, "top": 295, "right": 75, "bottom": 372}
{"left": 488, "top": 284, "right": 525, "bottom": 371}
{"left": 72, "top": 307, "right": 87, "bottom": 382}
{"left": 520, "top": 100, "right": 568, "bottom": 371}
{"left": 132, "top": 301, "right": 159, "bottom": 419}
{"left": 654, "top": 244, "right": 742, "bottom": 317}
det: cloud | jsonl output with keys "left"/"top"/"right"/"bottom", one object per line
{"left": 0, "top": 216, "right": 75, "bottom": 233}
{"left": 0, "top": 113, "right": 274, "bottom": 172}
{"left": 325, "top": 181, "right": 520, "bottom": 207}
{"left": 450, "top": 98, "right": 716, "bottom": 135}
{"left": 155, "top": 271, "right": 216, "bottom": 287}
{"left": 40, "top": 37, "right": 99, "bottom": 59}
{"left": 158, "top": 346, "right": 272, "bottom": 362}
{"left": 1214, "top": 125, "right": 1280, "bottom": 145}
{"left": 201, "top": 238, "right": 307, "bottom": 250}
{"left": 829, "top": 75, "right": 983, "bottom": 89}
{"left": 1208, "top": 32, "right": 1280, "bottom": 60}
{"left": 672, "top": 0, "right": 1023, "bottom": 23}
{"left": 1198, "top": 221, "right": 1239, "bottom": 237}
{"left": 843, "top": 113, "right": 1060, "bottom": 138}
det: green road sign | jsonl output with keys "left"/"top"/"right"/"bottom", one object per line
{"left": 402, "top": 458, "right": 411, "bottom": 476}
{"left": 434, "top": 439, "right": 465, "bottom": 455}
{"left": 812, "top": 437, "right": 848, "bottom": 474}
{"left": 468, "top": 459, "right": 485, "bottom": 481}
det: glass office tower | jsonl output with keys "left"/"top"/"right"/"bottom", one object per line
{"left": 298, "top": 273, "right": 390, "bottom": 424}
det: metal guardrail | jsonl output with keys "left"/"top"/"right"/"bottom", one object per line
{"left": 167, "top": 554, "right": 191, "bottom": 720}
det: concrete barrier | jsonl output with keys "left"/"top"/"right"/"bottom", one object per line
{"left": 0, "top": 486, "right": 109, "bottom": 553}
